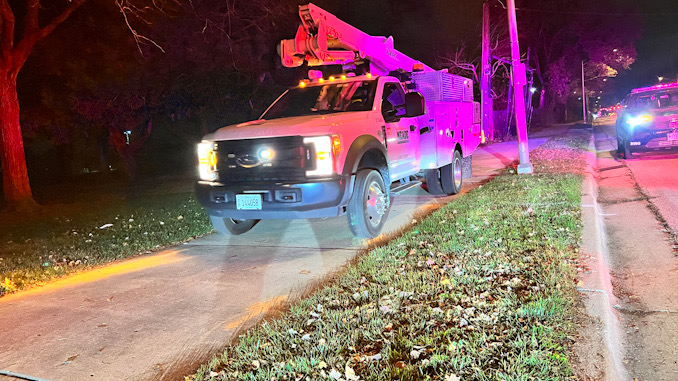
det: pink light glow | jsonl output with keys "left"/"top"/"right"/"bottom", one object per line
{"left": 632, "top": 82, "right": 678, "bottom": 94}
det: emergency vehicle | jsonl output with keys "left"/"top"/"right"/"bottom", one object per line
{"left": 196, "top": 3, "right": 482, "bottom": 238}
{"left": 616, "top": 82, "right": 678, "bottom": 158}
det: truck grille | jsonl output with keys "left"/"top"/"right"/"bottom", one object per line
{"left": 215, "top": 136, "right": 313, "bottom": 183}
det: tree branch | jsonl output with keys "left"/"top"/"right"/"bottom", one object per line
{"left": 25, "top": 0, "right": 40, "bottom": 34}
{"left": 12, "top": 0, "right": 87, "bottom": 72}
{"left": 37, "top": 0, "right": 88, "bottom": 41}
{"left": 0, "top": 0, "right": 15, "bottom": 57}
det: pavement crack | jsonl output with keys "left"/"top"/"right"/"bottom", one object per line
{"left": 597, "top": 197, "right": 648, "bottom": 205}
{"left": 598, "top": 164, "right": 627, "bottom": 172}
{"left": 612, "top": 305, "right": 678, "bottom": 316}
{"left": 627, "top": 167, "right": 678, "bottom": 247}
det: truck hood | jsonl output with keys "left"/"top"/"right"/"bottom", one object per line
{"left": 205, "top": 113, "right": 370, "bottom": 141}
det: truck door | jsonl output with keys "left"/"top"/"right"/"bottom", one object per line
{"left": 381, "top": 82, "right": 420, "bottom": 181}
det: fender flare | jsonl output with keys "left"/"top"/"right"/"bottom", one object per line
{"left": 342, "top": 135, "right": 389, "bottom": 176}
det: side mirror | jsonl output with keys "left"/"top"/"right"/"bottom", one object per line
{"left": 405, "top": 92, "right": 425, "bottom": 117}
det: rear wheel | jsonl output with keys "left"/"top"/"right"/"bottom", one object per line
{"left": 425, "top": 167, "right": 446, "bottom": 195}
{"left": 210, "top": 216, "right": 259, "bottom": 235}
{"left": 441, "top": 150, "right": 463, "bottom": 195}
{"left": 347, "top": 169, "right": 391, "bottom": 238}
{"left": 425, "top": 150, "right": 463, "bottom": 196}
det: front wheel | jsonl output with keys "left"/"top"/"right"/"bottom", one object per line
{"left": 347, "top": 169, "right": 391, "bottom": 238}
{"left": 210, "top": 216, "right": 259, "bottom": 235}
{"left": 617, "top": 137, "right": 632, "bottom": 159}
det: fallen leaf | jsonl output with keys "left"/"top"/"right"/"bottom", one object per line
{"left": 329, "top": 368, "right": 343, "bottom": 380}
{"left": 345, "top": 364, "right": 359, "bottom": 381}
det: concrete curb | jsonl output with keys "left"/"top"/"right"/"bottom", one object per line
{"left": 578, "top": 131, "right": 630, "bottom": 380}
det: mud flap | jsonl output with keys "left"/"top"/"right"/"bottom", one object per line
{"left": 462, "top": 155, "right": 472, "bottom": 179}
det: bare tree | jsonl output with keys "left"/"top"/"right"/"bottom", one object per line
{"left": 0, "top": 0, "right": 173, "bottom": 211}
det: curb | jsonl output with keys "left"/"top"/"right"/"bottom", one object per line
{"left": 578, "top": 130, "right": 630, "bottom": 380}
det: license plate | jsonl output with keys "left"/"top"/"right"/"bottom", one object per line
{"left": 236, "top": 194, "right": 262, "bottom": 210}
{"left": 668, "top": 132, "right": 678, "bottom": 141}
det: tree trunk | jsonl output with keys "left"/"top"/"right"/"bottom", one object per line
{"left": 0, "top": 71, "right": 39, "bottom": 211}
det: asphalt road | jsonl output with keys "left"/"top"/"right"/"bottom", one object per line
{"left": 590, "top": 120, "right": 678, "bottom": 380}
{"left": 595, "top": 119, "right": 678, "bottom": 235}
{"left": 0, "top": 136, "right": 548, "bottom": 381}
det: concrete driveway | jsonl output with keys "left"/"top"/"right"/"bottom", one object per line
{"left": 0, "top": 136, "right": 548, "bottom": 381}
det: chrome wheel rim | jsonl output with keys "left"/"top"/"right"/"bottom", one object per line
{"left": 454, "top": 157, "right": 462, "bottom": 189}
{"left": 365, "top": 180, "right": 387, "bottom": 227}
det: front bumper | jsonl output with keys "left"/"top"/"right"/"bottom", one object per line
{"left": 196, "top": 175, "right": 354, "bottom": 219}
{"left": 622, "top": 125, "right": 678, "bottom": 151}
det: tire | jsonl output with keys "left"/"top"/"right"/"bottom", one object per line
{"left": 617, "top": 137, "right": 631, "bottom": 159}
{"left": 441, "top": 150, "right": 463, "bottom": 195}
{"left": 425, "top": 167, "right": 446, "bottom": 195}
{"left": 210, "top": 216, "right": 259, "bottom": 235}
{"left": 347, "top": 169, "right": 391, "bottom": 238}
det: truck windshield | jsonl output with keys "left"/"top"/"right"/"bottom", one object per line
{"left": 261, "top": 80, "right": 377, "bottom": 120}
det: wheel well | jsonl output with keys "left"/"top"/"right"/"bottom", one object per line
{"left": 357, "top": 149, "right": 389, "bottom": 185}
{"left": 455, "top": 143, "right": 463, "bottom": 157}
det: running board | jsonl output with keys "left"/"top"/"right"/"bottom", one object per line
{"left": 391, "top": 180, "right": 422, "bottom": 195}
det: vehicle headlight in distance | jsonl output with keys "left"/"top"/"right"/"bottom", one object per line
{"left": 197, "top": 142, "right": 218, "bottom": 181}
{"left": 627, "top": 114, "right": 652, "bottom": 128}
{"left": 304, "top": 135, "right": 340, "bottom": 177}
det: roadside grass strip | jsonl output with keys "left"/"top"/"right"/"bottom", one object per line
{"left": 0, "top": 193, "right": 213, "bottom": 296}
{"left": 193, "top": 131, "right": 589, "bottom": 381}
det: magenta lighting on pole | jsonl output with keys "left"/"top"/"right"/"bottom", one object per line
{"left": 507, "top": 0, "right": 533, "bottom": 174}
{"left": 582, "top": 61, "right": 587, "bottom": 123}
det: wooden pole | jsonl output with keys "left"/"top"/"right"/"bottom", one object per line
{"left": 481, "top": 1, "right": 493, "bottom": 142}
{"left": 507, "top": 0, "right": 533, "bottom": 174}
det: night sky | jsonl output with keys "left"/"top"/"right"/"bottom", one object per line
{"left": 609, "top": 0, "right": 678, "bottom": 101}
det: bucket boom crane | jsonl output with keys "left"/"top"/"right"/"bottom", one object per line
{"left": 279, "top": 3, "right": 433, "bottom": 75}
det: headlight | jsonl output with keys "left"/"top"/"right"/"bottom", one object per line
{"left": 304, "top": 135, "right": 341, "bottom": 177}
{"left": 627, "top": 114, "right": 652, "bottom": 128}
{"left": 197, "top": 142, "right": 218, "bottom": 181}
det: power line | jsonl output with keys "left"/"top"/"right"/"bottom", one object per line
{"left": 514, "top": 7, "right": 678, "bottom": 16}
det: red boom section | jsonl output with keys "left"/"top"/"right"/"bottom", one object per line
{"left": 279, "top": 3, "right": 432, "bottom": 75}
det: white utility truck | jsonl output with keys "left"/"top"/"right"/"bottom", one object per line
{"left": 196, "top": 3, "right": 481, "bottom": 238}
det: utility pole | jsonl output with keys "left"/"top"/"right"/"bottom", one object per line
{"left": 507, "top": 0, "right": 533, "bottom": 174}
{"left": 582, "top": 61, "right": 587, "bottom": 124}
{"left": 481, "top": 1, "right": 493, "bottom": 142}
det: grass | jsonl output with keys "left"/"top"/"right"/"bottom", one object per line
{"left": 190, "top": 130, "right": 591, "bottom": 380}
{"left": 0, "top": 188, "right": 213, "bottom": 296}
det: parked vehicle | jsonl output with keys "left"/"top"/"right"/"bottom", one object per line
{"left": 195, "top": 3, "right": 481, "bottom": 238}
{"left": 616, "top": 82, "right": 678, "bottom": 158}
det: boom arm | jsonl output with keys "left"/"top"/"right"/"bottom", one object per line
{"left": 279, "top": 3, "right": 433, "bottom": 75}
